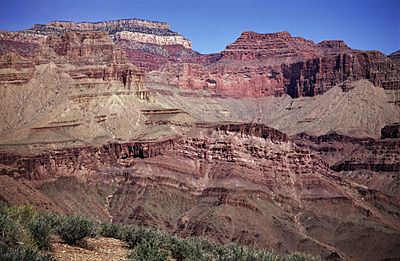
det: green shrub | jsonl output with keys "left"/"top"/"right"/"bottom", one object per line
{"left": 128, "top": 238, "right": 169, "bottom": 261}
{"left": 99, "top": 222, "right": 125, "bottom": 239}
{"left": 57, "top": 215, "right": 94, "bottom": 245}
{"left": 1, "top": 203, "right": 319, "bottom": 261}
{"left": 38, "top": 211, "right": 62, "bottom": 232}
{"left": 254, "top": 250, "right": 284, "bottom": 261}
{"left": 168, "top": 237, "right": 211, "bottom": 261}
{"left": 0, "top": 243, "right": 55, "bottom": 261}
{"left": 123, "top": 226, "right": 164, "bottom": 248}
{"left": 214, "top": 244, "right": 257, "bottom": 261}
{"left": 285, "top": 253, "right": 320, "bottom": 261}
{"left": 7, "top": 205, "right": 37, "bottom": 225}
{"left": 28, "top": 214, "right": 52, "bottom": 250}
{"left": 0, "top": 205, "right": 57, "bottom": 251}
{"left": 0, "top": 210, "right": 22, "bottom": 247}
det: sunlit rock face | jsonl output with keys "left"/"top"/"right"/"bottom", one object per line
{"left": 153, "top": 31, "right": 399, "bottom": 98}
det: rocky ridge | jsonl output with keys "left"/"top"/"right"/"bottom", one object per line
{"left": 24, "top": 18, "right": 192, "bottom": 49}
{"left": 153, "top": 31, "right": 400, "bottom": 99}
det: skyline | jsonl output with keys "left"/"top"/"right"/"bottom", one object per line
{"left": 0, "top": 0, "right": 399, "bottom": 54}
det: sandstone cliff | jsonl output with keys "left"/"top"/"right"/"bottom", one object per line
{"left": 150, "top": 31, "right": 400, "bottom": 99}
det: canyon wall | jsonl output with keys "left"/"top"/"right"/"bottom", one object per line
{"left": 1, "top": 123, "right": 400, "bottom": 260}
{"left": 153, "top": 31, "right": 400, "bottom": 98}
{"left": 24, "top": 18, "right": 192, "bottom": 49}
{"left": 1, "top": 18, "right": 400, "bottom": 261}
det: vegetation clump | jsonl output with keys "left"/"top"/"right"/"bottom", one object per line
{"left": 0, "top": 203, "right": 55, "bottom": 260}
{"left": 0, "top": 202, "right": 319, "bottom": 261}
{"left": 56, "top": 215, "right": 94, "bottom": 245}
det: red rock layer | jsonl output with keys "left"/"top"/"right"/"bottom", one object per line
{"left": 1, "top": 123, "right": 400, "bottom": 260}
{"left": 149, "top": 32, "right": 399, "bottom": 98}
{"left": 0, "top": 31, "right": 143, "bottom": 87}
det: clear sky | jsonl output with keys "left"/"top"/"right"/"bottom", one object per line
{"left": 0, "top": 0, "right": 399, "bottom": 54}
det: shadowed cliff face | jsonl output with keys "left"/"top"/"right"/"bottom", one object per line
{"left": 1, "top": 123, "right": 400, "bottom": 261}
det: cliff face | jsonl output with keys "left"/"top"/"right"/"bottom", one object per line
{"left": 0, "top": 28, "right": 149, "bottom": 146}
{"left": 152, "top": 31, "right": 400, "bottom": 98}
{"left": 21, "top": 19, "right": 195, "bottom": 73}
{"left": 221, "top": 31, "right": 320, "bottom": 62}
{"left": 21, "top": 20, "right": 398, "bottom": 100}
{"left": 0, "top": 30, "right": 142, "bottom": 85}
{"left": 292, "top": 124, "right": 400, "bottom": 200}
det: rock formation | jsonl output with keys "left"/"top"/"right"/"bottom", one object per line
{"left": 1, "top": 18, "right": 400, "bottom": 261}
{"left": 1, "top": 123, "right": 400, "bottom": 260}
{"left": 21, "top": 18, "right": 195, "bottom": 72}
{"left": 389, "top": 50, "right": 400, "bottom": 66}
{"left": 153, "top": 31, "right": 400, "bottom": 98}
{"left": 24, "top": 19, "right": 192, "bottom": 48}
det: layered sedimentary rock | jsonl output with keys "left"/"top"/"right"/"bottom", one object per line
{"left": 0, "top": 26, "right": 151, "bottom": 149}
{"left": 152, "top": 31, "right": 400, "bottom": 98}
{"left": 22, "top": 18, "right": 194, "bottom": 72}
{"left": 31, "top": 19, "right": 192, "bottom": 48}
{"left": 1, "top": 123, "right": 400, "bottom": 260}
{"left": 0, "top": 30, "right": 143, "bottom": 86}
{"left": 332, "top": 124, "right": 400, "bottom": 173}
{"left": 295, "top": 125, "right": 400, "bottom": 199}
{"left": 1, "top": 18, "right": 400, "bottom": 261}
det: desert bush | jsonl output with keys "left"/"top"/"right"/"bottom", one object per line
{"left": 1, "top": 203, "right": 319, "bottom": 261}
{"left": 27, "top": 214, "right": 53, "bottom": 250}
{"left": 57, "top": 215, "right": 94, "bottom": 245}
{"left": 214, "top": 244, "right": 258, "bottom": 261}
{"left": 168, "top": 236, "right": 212, "bottom": 261}
{"left": 99, "top": 222, "right": 125, "bottom": 239}
{"left": 0, "top": 210, "right": 22, "bottom": 247}
{"left": 7, "top": 205, "right": 37, "bottom": 225}
{"left": 0, "top": 205, "right": 39, "bottom": 250}
{"left": 254, "top": 250, "right": 284, "bottom": 261}
{"left": 128, "top": 238, "right": 169, "bottom": 261}
{"left": 123, "top": 226, "right": 166, "bottom": 249}
{"left": 1, "top": 205, "right": 57, "bottom": 251}
{"left": 0, "top": 243, "right": 55, "bottom": 261}
{"left": 38, "top": 211, "right": 62, "bottom": 232}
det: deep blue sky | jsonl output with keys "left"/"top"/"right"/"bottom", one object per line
{"left": 0, "top": 0, "right": 399, "bottom": 54}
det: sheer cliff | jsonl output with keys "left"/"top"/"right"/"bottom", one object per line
{"left": 154, "top": 31, "right": 400, "bottom": 99}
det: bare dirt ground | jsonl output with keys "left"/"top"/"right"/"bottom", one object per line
{"left": 51, "top": 237, "right": 129, "bottom": 261}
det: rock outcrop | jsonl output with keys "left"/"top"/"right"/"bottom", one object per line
{"left": 331, "top": 124, "right": 400, "bottom": 173}
{"left": 151, "top": 31, "right": 400, "bottom": 98}
{"left": 21, "top": 19, "right": 194, "bottom": 72}
{"left": 24, "top": 18, "right": 191, "bottom": 48}
{"left": 389, "top": 50, "right": 400, "bottom": 66}
{"left": 0, "top": 30, "right": 144, "bottom": 88}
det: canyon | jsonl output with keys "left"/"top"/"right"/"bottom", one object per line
{"left": 0, "top": 18, "right": 400, "bottom": 260}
